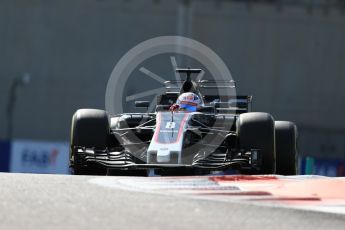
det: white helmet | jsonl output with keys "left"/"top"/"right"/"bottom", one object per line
{"left": 176, "top": 92, "right": 201, "bottom": 112}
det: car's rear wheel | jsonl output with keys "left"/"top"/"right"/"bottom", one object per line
{"left": 237, "top": 112, "right": 276, "bottom": 174}
{"left": 70, "top": 109, "right": 109, "bottom": 175}
{"left": 275, "top": 121, "right": 298, "bottom": 175}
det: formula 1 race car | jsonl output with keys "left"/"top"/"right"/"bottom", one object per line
{"left": 69, "top": 68, "right": 298, "bottom": 176}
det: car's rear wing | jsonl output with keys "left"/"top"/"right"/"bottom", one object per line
{"left": 204, "top": 95, "right": 253, "bottom": 114}
{"left": 198, "top": 79, "right": 236, "bottom": 89}
{"left": 159, "top": 76, "right": 251, "bottom": 114}
{"left": 164, "top": 79, "right": 236, "bottom": 91}
{"left": 156, "top": 93, "right": 252, "bottom": 114}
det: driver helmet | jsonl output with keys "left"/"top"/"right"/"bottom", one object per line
{"left": 176, "top": 92, "right": 201, "bottom": 112}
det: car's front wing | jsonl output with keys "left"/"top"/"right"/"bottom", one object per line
{"left": 72, "top": 147, "right": 261, "bottom": 172}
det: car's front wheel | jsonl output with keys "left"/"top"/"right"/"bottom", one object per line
{"left": 70, "top": 109, "right": 109, "bottom": 175}
{"left": 237, "top": 112, "right": 276, "bottom": 174}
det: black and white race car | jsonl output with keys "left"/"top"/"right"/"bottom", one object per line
{"left": 70, "top": 68, "right": 298, "bottom": 176}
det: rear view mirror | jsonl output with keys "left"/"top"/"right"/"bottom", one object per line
{"left": 135, "top": 101, "right": 150, "bottom": 108}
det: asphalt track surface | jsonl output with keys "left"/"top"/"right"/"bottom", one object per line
{"left": 0, "top": 173, "right": 344, "bottom": 230}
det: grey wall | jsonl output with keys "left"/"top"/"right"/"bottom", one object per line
{"left": 0, "top": 0, "right": 345, "bottom": 158}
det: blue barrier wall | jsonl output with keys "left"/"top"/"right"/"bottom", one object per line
{"left": 300, "top": 157, "right": 345, "bottom": 177}
{"left": 10, "top": 140, "right": 69, "bottom": 174}
{"left": 0, "top": 139, "right": 69, "bottom": 174}
{"left": 0, "top": 140, "right": 10, "bottom": 172}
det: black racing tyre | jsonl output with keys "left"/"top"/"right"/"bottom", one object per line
{"left": 275, "top": 121, "right": 298, "bottom": 175}
{"left": 237, "top": 112, "right": 276, "bottom": 174}
{"left": 70, "top": 109, "right": 109, "bottom": 175}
